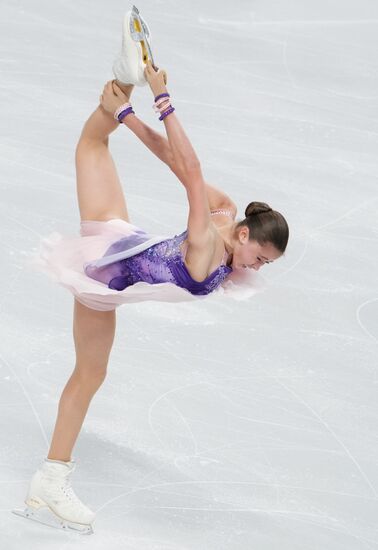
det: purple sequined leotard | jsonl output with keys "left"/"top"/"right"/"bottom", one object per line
{"left": 83, "top": 210, "right": 234, "bottom": 296}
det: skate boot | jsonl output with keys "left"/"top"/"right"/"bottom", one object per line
{"left": 113, "top": 5, "right": 154, "bottom": 86}
{"left": 13, "top": 459, "right": 95, "bottom": 534}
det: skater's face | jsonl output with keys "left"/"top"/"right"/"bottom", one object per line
{"left": 232, "top": 227, "right": 281, "bottom": 271}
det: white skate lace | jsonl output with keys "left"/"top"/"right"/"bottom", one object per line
{"left": 56, "top": 473, "right": 88, "bottom": 511}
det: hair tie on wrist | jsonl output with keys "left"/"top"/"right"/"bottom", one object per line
{"left": 114, "top": 102, "right": 135, "bottom": 123}
{"left": 154, "top": 92, "right": 170, "bottom": 102}
{"left": 159, "top": 106, "right": 175, "bottom": 121}
{"left": 151, "top": 92, "right": 174, "bottom": 121}
{"left": 155, "top": 97, "right": 170, "bottom": 108}
{"left": 117, "top": 107, "right": 135, "bottom": 123}
{"left": 114, "top": 102, "right": 131, "bottom": 120}
{"left": 153, "top": 98, "right": 171, "bottom": 113}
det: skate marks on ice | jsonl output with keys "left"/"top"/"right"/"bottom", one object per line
{"left": 2, "top": 0, "right": 378, "bottom": 548}
{"left": 0, "top": 348, "right": 49, "bottom": 448}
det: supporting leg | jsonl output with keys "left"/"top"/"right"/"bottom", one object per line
{"left": 47, "top": 299, "right": 116, "bottom": 461}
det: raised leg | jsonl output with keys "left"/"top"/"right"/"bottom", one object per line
{"left": 75, "top": 83, "right": 133, "bottom": 223}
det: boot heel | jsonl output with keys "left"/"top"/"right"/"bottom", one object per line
{"left": 25, "top": 496, "right": 47, "bottom": 509}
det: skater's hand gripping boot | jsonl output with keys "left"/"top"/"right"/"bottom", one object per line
{"left": 100, "top": 80, "right": 131, "bottom": 115}
{"left": 144, "top": 59, "right": 168, "bottom": 98}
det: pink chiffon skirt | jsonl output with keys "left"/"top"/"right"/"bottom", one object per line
{"left": 27, "top": 218, "right": 263, "bottom": 311}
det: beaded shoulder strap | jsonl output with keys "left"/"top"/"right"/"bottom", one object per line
{"left": 210, "top": 208, "right": 234, "bottom": 218}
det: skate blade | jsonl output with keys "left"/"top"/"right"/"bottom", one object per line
{"left": 12, "top": 507, "right": 93, "bottom": 535}
{"left": 130, "top": 5, "right": 154, "bottom": 65}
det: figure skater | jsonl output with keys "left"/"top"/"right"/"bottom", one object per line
{"left": 16, "top": 7, "right": 289, "bottom": 534}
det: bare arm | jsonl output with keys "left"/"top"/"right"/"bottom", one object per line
{"left": 142, "top": 62, "right": 203, "bottom": 174}
{"left": 123, "top": 114, "right": 237, "bottom": 213}
{"left": 104, "top": 70, "right": 233, "bottom": 248}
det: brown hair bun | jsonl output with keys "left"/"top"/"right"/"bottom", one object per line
{"left": 245, "top": 201, "right": 272, "bottom": 217}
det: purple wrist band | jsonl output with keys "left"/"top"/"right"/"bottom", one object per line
{"left": 118, "top": 107, "right": 134, "bottom": 123}
{"left": 159, "top": 106, "right": 175, "bottom": 121}
{"left": 154, "top": 92, "right": 170, "bottom": 102}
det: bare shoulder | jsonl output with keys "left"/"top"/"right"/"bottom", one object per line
{"left": 180, "top": 203, "right": 237, "bottom": 282}
{"left": 181, "top": 225, "right": 219, "bottom": 283}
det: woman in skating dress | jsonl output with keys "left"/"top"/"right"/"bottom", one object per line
{"left": 18, "top": 8, "right": 289, "bottom": 534}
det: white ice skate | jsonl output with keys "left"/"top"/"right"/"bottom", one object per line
{"left": 12, "top": 459, "right": 95, "bottom": 535}
{"left": 113, "top": 5, "right": 154, "bottom": 86}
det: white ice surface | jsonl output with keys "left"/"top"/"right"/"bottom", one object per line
{"left": 1, "top": 0, "right": 378, "bottom": 548}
